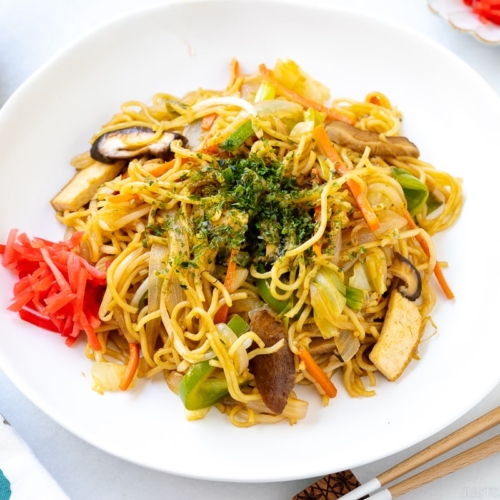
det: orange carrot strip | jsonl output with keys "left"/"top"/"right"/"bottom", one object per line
{"left": 299, "top": 348, "right": 337, "bottom": 398}
{"left": 345, "top": 178, "right": 380, "bottom": 232}
{"left": 147, "top": 159, "right": 177, "bottom": 177}
{"left": 401, "top": 206, "right": 454, "bottom": 300}
{"left": 201, "top": 113, "right": 218, "bottom": 131}
{"left": 227, "top": 58, "right": 240, "bottom": 89}
{"left": 314, "top": 124, "right": 380, "bottom": 232}
{"left": 200, "top": 144, "right": 220, "bottom": 155}
{"left": 214, "top": 305, "right": 229, "bottom": 325}
{"left": 259, "top": 64, "right": 355, "bottom": 125}
{"left": 108, "top": 193, "right": 140, "bottom": 204}
{"left": 311, "top": 167, "right": 322, "bottom": 185}
{"left": 313, "top": 123, "right": 346, "bottom": 172}
{"left": 312, "top": 244, "right": 322, "bottom": 258}
{"left": 213, "top": 249, "right": 238, "bottom": 324}
{"left": 433, "top": 263, "right": 454, "bottom": 300}
{"left": 119, "top": 342, "right": 140, "bottom": 391}
{"left": 314, "top": 205, "right": 322, "bottom": 221}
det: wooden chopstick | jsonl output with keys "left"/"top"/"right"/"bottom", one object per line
{"left": 370, "top": 434, "right": 500, "bottom": 500}
{"left": 338, "top": 405, "right": 500, "bottom": 500}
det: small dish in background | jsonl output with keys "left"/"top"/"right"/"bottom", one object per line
{"left": 428, "top": 0, "right": 500, "bottom": 44}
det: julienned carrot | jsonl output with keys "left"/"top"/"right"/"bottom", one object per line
{"left": 119, "top": 342, "right": 140, "bottom": 391}
{"left": 401, "top": 205, "right": 454, "bottom": 300}
{"left": 146, "top": 159, "right": 177, "bottom": 178}
{"left": 314, "top": 124, "right": 380, "bottom": 232}
{"left": 345, "top": 177, "right": 380, "bottom": 232}
{"left": 312, "top": 244, "right": 322, "bottom": 258}
{"left": 201, "top": 144, "right": 220, "bottom": 155}
{"left": 149, "top": 157, "right": 193, "bottom": 178}
{"left": 108, "top": 193, "right": 140, "bottom": 204}
{"left": 433, "top": 263, "right": 454, "bottom": 300}
{"left": 227, "top": 58, "right": 240, "bottom": 89}
{"left": 201, "top": 113, "right": 218, "bottom": 131}
{"left": 299, "top": 348, "right": 337, "bottom": 398}
{"left": 213, "top": 249, "right": 239, "bottom": 324}
{"left": 259, "top": 64, "right": 355, "bottom": 125}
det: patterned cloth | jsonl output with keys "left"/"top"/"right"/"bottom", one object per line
{"left": 294, "top": 469, "right": 362, "bottom": 499}
{"left": 0, "top": 414, "right": 68, "bottom": 500}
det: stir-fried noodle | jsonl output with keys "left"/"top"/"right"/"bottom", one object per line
{"left": 53, "top": 59, "right": 462, "bottom": 426}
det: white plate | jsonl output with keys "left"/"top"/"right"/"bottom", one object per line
{"left": 1, "top": 0, "right": 500, "bottom": 483}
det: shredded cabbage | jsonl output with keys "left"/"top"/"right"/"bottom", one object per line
{"left": 310, "top": 267, "right": 347, "bottom": 339}
{"left": 91, "top": 362, "right": 134, "bottom": 394}
{"left": 273, "top": 59, "right": 330, "bottom": 102}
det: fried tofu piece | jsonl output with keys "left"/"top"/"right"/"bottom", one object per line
{"left": 369, "top": 290, "right": 423, "bottom": 382}
{"left": 51, "top": 160, "right": 124, "bottom": 212}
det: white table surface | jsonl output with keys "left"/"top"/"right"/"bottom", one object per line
{"left": 1, "top": 0, "right": 499, "bottom": 498}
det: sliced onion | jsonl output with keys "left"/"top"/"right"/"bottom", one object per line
{"left": 146, "top": 242, "right": 169, "bottom": 353}
{"left": 351, "top": 209, "right": 407, "bottom": 246}
{"left": 192, "top": 96, "right": 257, "bottom": 116}
{"left": 164, "top": 370, "right": 183, "bottom": 395}
{"left": 330, "top": 230, "right": 342, "bottom": 265}
{"left": 246, "top": 397, "right": 309, "bottom": 420}
{"left": 375, "top": 210, "right": 408, "bottom": 237}
{"left": 185, "top": 407, "right": 211, "bottom": 421}
{"left": 113, "top": 306, "right": 136, "bottom": 344}
{"left": 216, "top": 323, "right": 249, "bottom": 375}
{"left": 229, "top": 297, "right": 262, "bottom": 314}
{"left": 165, "top": 275, "right": 184, "bottom": 316}
{"left": 183, "top": 119, "right": 203, "bottom": 151}
{"left": 130, "top": 277, "right": 149, "bottom": 308}
{"left": 229, "top": 268, "right": 249, "bottom": 293}
{"left": 334, "top": 329, "right": 360, "bottom": 363}
{"left": 240, "top": 79, "right": 261, "bottom": 100}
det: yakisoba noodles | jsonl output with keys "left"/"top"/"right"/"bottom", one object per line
{"left": 51, "top": 59, "right": 461, "bottom": 426}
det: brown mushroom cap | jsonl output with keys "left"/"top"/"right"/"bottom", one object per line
{"left": 390, "top": 252, "right": 422, "bottom": 301}
{"left": 90, "top": 126, "right": 187, "bottom": 164}
{"left": 325, "top": 121, "right": 419, "bottom": 158}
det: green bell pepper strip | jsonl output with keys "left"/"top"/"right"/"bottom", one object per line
{"left": 255, "top": 266, "right": 306, "bottom": 319}
{"left": 220, "top": 119, "right": 255, "bottom": 152}
{"left": 225, "top": 313, "right": 249, "bottom": 337}
{"left": 178, "top": 314, "right": 250, "bottom": 411}
{"left": 255, "top": 275, "right": 289, "bottom": 314}
{"left": 426, "top": 191, "right": 443, "bottom": 215}
{"left": 392, "top": 167, "right": 429, "bottom": 216}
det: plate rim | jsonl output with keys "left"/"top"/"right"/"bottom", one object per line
{"left": 1, "top": 0, "right": 500, "bottom": 482}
